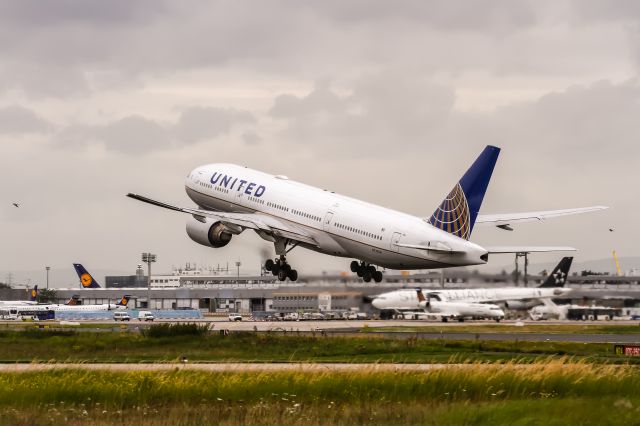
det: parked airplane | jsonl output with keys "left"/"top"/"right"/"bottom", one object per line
{"left": 405, "top": 290, "right": 505, "bottom": 322}
{"left": 371, "top": 257, "right": 574, "bottom": 313}
{"left": 2, "top": 295, "right": 130, "bottom": 315}
{"left": 0, "top": 285, "right": 39, "bottom": 306}
{"left": 127, "top": 146, "right": 605, "bottom": 282}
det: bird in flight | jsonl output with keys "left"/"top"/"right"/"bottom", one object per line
{"left": 12, "top": 203, "right": 19, "bottom": 208}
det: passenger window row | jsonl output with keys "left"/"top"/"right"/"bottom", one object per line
{"left": 335, "top": 223, "right": 382, "bottom": 240}
{"left": 248, "top": 196, "right": 265, "bottom": 205}
{"left": 292, "top": 209, "right": 320, "bottom": 222}
{"left": 267, "top": 201, "right": 289, "bottom": 212}
{"left": 214, "top": 186, "right": 229, "bottom": 194}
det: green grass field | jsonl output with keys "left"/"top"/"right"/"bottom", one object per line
{"left": 0, "top": 363, "right": 637, "bottom": 425}
{"left": 0, "top": 327, "right": 634, "bottom": 364}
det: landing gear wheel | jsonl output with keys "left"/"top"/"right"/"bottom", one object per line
{"left": 277, "top": 270, "right": 288, "bottom": 281}
{"left": 363, "top": 270, "right": 372, "bottom": 283}
{"left": 281, "top": 263, "right": 292, "bottom": 274}
{"left": 288, "top": 269, "right": 298, "bottom": 282}
{"left": 264, "top": 259, "right": 274, "bottom": 272}
{"left": 373, "top": 271, "right": 383, "bottom": 283}
{"left": 271, "top": 263, "right": 281, "bottom": 276}
{"left": 356, "top": 267, "right": 364, "bottom": 278}
{"left": 350, "top": 261, "right": 359, "bottom": 273}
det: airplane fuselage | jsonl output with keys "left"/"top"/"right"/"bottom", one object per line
{"left": 184, "top": 163, "right": 488, "bottom": 270}
{"left": 371, "top": 287, "right": 572, "bottom": 311}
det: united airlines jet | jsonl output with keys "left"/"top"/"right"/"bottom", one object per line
{"left": 128, "top": 146, "right": 605, "bottom": 282}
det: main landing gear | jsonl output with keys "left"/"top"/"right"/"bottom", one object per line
{"left": 350, "top": 260, "right": 383, "bottom": 283}
{"left": 265, "top": 257, "right": 298, "bottom": 282}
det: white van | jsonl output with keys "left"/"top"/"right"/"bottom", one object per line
{"left": 113, "top": 311, "right": 131, "bottom": 321}
{"left": 138, "top": 311, "right": 155, "bottom": 322}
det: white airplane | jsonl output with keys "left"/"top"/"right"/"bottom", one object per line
{"left": 0, "top": 286, "right": 40, "bottom": 306}
{"left": 403, "top": 292, "right": 505, "bottom": 322}
{"left": 1, "top": 295, "right": 131, "bottom": 315}
{"left": 127, "top": 146, "right": 606, "bottom": 282}
{"left": 371, "top": 257, "right": 574, "bottom": 313}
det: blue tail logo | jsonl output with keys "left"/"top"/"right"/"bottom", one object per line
{"left": 29, "top": 285, "right": 38, "bottom": 301}
{"left": 429, "top": 145, "right": 500, "bottom": 240}
{"left": 73, "top": 264, "right": 101, "bottom": 288}
{"left": 116, "top": 295, "right": 131, "bottom": 306}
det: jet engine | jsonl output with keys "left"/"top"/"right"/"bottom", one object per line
{"left": 186, "top": 217, "right": 233, "bottom": 248}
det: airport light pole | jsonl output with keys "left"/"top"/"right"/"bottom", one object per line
{"left": 142, "top": 253, "right": 156, "bottom": 309}
{"left": 45, "top": 266, "right": 50, "bottom": 290}
{"left": 235, "top": 261, "right": 241, "bottom": 278}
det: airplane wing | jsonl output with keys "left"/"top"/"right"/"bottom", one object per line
{"left": 127, "top": 193, "right": 318, "bottom": 246}
{"left": 475, "top": 206, "right": 608, "bottom": 231}
{"left": 485, "top": 246, "right": 576, "bottom": 254}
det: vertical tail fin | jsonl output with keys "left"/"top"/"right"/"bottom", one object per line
{"left": 29, "top": 285, "right": 38, "bottom": 302}
{"left": 116, "top": 295, "right": 131, "bottom": 307}
{"left": 65, "top": 295, "right": 81, "bottom": 306}
{"left": 539, "top": 257, "right": 573, "bottom": 288}
{"left": 73, "top": 264, "right": 101, "bottom": 288}
{"left": 429, "top": 145, "right": 500, "bottom": 239}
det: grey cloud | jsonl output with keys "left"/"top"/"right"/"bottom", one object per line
{"left": 100, "top": 115, "right": 172, "bottom": 154}
{"left": 173, "top": 106, "right": 256, "bottom": 143}
{"left": 269, "top": 73, "right": 455, "bottom": 156}
{"left": 241, "top": 131, "right": 261, "bottom": 145}
{"left": 0, "top": 105, "right": 51, "bottom": 135}
{"left": 54, "top": 106, "right": 256, "bottom": 154}
{"left": 0, "top": 1, "right": 580, "bottom": 98}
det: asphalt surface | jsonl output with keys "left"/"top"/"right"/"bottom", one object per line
{"left": 5, "top": 319, "right": 640, "bottom": 343}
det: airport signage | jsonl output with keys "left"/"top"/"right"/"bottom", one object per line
{"left": 614, "top": 345, "right": 640, "bottom": 356}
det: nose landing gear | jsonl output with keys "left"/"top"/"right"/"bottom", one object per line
{"left": 350, "top": 260, "right": 383, "bottom": 283}
{"left": 265, "top": 257, "right": 298, "bottom": 282}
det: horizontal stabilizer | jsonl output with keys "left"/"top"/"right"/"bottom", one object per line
{"left": 476, "top": 206, "right": 608, "bottom": 230}
{"left": 485, "top": 246, "right": 577, "bottom": 254}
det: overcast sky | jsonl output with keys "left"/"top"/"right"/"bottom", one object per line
{"left": 0, "top": 0, "right": 636, "bottom": 287}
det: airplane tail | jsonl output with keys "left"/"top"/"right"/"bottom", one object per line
{"left": 116, "top": 295, "right": 131, "bottom": 307}
{"left": 429, "top": 145, "right": 500, "bottom": 240}
{"left": 73, "top": 263, "right": 101, "bottom": 288}
{"left": 539, "top": 257, "right": 573, "bottom": 288}
{"left": 29, "top": 285, "right": 38, "bottom": 302}
{"left": 65, "top": 295, "right": 81, "bottom": 306}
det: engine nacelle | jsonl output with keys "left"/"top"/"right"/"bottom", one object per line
{"left": 186, "top": 218, "right": 232, "bottom": 248}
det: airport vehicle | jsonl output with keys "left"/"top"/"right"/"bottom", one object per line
{"left": 138, "top": 311, "right": 155, "bottom": 321}
{"left": 529, "top": 299, "right": 619, "bottom": 321}
{"left": 128, "top": 146, "right": 606, "bottom": 282}
{"left": 371, "top": 257, "right": 574, "bottom": 313}
{"left": 113, "top": 311, "right": 131, "bottom": 321}
{"left": 228, "top": 313, "right": 243, "bottom": 321}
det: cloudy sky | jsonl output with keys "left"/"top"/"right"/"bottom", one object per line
{"left": 0, "top": 0, "right": 636, "bottom": 286}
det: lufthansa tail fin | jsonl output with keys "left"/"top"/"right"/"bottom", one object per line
{"left": 65, "top": 295, "right": 81, "bottom": 306}
{"left": 539, "top": 257, "right": 573, "bottom": 288}
{"left": 73, "top": 264, "right": 101, "bottom": 288}
{"left": 29, "top": 285, "right": 38, "bottom": 302}
{"left": 116, "top": 295, "right": 131, "bottom": 307}
{"left": 429, "top": 145, "right": 500, "bottom": 240}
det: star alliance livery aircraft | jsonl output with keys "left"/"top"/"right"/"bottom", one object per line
{"left": 128, "top": 146, "right": 606, "bottom": 282}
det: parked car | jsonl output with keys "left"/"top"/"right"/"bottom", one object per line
{"left": 113, "top": 311, "right": 131, "bottom": 321}
{"left": 137, "top": 311, "right": 155, "bottom": 322}
{"left": 228, "top": 313, "right": 243, "bottom": 321}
